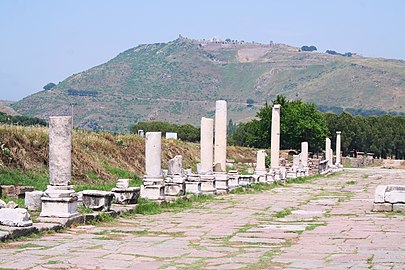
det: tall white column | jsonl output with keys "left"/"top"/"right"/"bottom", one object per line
{"left": 336, "top": 131, "right": 342, "bottom": 166}
{"left": 200, "top": 117, "right": 214, "bottom": 175}
{"left": 145, "top": 132, "right": 162, "bottom": 178}
{"left": 300, "top": 142, "right": 308, "bottom": 168}
{"left": 214, "top": 100, "right": 227, "bottom": 172}
{"left": 270, "top": 104, "right": 281, "bottom": 170}
{"left": 49, "top": 116, "right": 72, "bottom": 186}
{"left": 325, "top": 138, "right": 332, "bottom": 167}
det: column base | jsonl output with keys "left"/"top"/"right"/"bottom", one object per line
{"left": 40, "top": 197, "right": 79, "bottom": 218}
{"left": 214, "top": 173, "right": 229, "bottom": 194}
{"left": 200, "top": 175, "right": 216, "bottom": 195}
{"left": 140, "top": 185, "right": 165, "bottom": 200}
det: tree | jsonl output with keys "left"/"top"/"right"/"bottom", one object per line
{"left": 230, "top": 95, "right": 328, "bottom": 152}
{"left": 301, "top": 45, "right": 317, "bottom": 52}
{"left": 43, "top": 82, "right": 56, "bottom": 90}
{"left": 130, "top": 121, "right": 200, "bottom": 142}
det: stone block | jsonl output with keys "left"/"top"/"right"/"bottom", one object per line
{"left": 116, "top": 179, "right": 130, "bottom": 189}
{"left": 393, "top": 203, "right": 405, "bottom": 213}
{"left": 140, "top": 185, "right": 164, "bottom": 200}
{"left": 1, "top": 185, "right": 16, "bottom": 198}
{"left": 112, "top": 187, "right": 140, "bottom": 204}
{"left": 6, "top": 201, "right": 18, "bottom": 209}
{"left": 15, "top": 186, "right": 34, "bottom": 198}
{"left": 40, "top": 197, "right": 79, "bottom": 218}
{"left": 0, "top": 199, "right": 5, "bottom": 208}
{"left": 164, "top": 183, "right": 185, "bottom": 196}
{"left": 82, "top": 190, "right": 114, "bottom": 211}
{"left": 25, "top": 191, "right": 44, "bottom": 211}
{"left": 0, "top": 208, "right": 33, "bottom": 227}
{"left": 185, "top": 181, "right": 202, "bottom": 195}
{"left": 385, "top": 185, "right": 405, "bottom": 203}
{"left": 372, "top": 203, "right": 393, "bottom": 212}
{"left": 374, "top": 185, "right": 387, "bottom": 203}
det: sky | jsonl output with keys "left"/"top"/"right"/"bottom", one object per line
{"left": 1, "top": 0, "right": 404, "bottom": 101}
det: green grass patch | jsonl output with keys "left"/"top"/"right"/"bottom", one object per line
{"left": 78, "top": 205, "right": 94, "bottom": 214}
{"left": 135, "top": 198, "right": 162, "bottom": 215}
{"left": 273, "top": 208, "right": 292, "bottom": 218}
{"left": 47, "top": 260, "right": 63, "bottom": 265}
{"left": 0, "top": 168, "right": 48, "bottom": 191}
{"left": 74, "top": 182, "right": 116, "bottom": 192}
{"left": 16, "top": 243, "right": 43, "bottom": 249}
{"left": 306, "top": 223, "right": 326, "bottom": 231}
{"left": 102, "top": 163, "right": 142, "bottom": 186}
{"left": 345, "top": 180, "right": 357, "bottom": 185}
{"left": 362, "top": 174, "right": 369, "bottom": 179}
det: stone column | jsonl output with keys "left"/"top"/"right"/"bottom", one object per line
{"left": 200, "top": 117, "right": 214, "bottom": 175}
{"left": 325, "top": 138, "right": 332, "bottom": 167}
{"left": 40, "top": 116, "right": 78, "bottom": 218}
{"left": 336, "top": 131, "right": 342, "bottom": 167}
{"left": 141, "top": 132, "right": 164, "bottom": 200}
{"left": 214, "top": 100, "right": 227, "bottom": 172}
{"left": 301, "top": 142, "right": 308, "bottom": 168}
{"left": 145, "top": 132, "right": 162, "bottom": 178}
{"left": 49, "top": 116, "right": 72, "bottom": 186}
{"left": 270, "top": 104, "right": 281, "bottom": 170}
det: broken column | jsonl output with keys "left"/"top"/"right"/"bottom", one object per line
{"left": 254, "top": 150, "right": 267, "bottom": 182}
{"left": 40, "top": 116, "right": 79, "bottom": 218}
{"left": 164, "top": 155, "right": 186, "bottom": 200}
{"left": 140, "top": 132, "right": 165, "bottom": 200}
{"left": 300, "top": 142, "right": 309, "bottom": 176}
{"left": 213, "top": 100, "right": 229, "bottom": 194}
{"left": 269, "top": 104, "right": 283, "bottom": 181}
{"left": 335, "top": 131, "right": 342, "bottom": 167}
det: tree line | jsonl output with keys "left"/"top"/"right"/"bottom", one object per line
{"left": 130, "top": 121, "right": 200, "bottom": 142}
{"left": 229, "top": 96, "right": 405, "bottom": 159}
{"left": 0, "top": 112, "right": 47, "bottom": 126}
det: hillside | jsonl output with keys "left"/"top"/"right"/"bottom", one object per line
{"left": 0, "top": 124, "right": 256, "bottom": 190}
{"left": 12, "top": 37, "right": 405, "bottom": 132}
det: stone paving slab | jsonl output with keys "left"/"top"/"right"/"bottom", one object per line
{"left": 0, "top": 168, "right": 404, "bottom": 269}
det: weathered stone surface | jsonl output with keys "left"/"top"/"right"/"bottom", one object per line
{"left": 372, "top": 203, "right": 393, "bottom": 212}
{"left": 164, "top": 184, "right": 185, "bottom": 196}
{"left": 0, "top": 199, "right": 6, "bottom": 208}
{"left": 40, "top": 196, "right": 79, "bottom": 218}
{"left": 393, "top": 203, "right": 405, "bottom": 213}
{"left": 374, "top": 185, "right": 387, "bottom": 203}
{"left": 24, "top": 191, "right": 43, "bottom": 211}
{"left": 116, "top": 179, "right": 130, "bottom": 189}
{"left": 0, "top": 208, "right": 33, "bottom": 227}
{"left": 1, "top": 185, "right": 16, "bottom": 198}
{"left": 214, "top": 100, "right": 227, "bottom": 172}
{"left": 49, "top": 116, "right": 72, "bottom": 186}
{"left": 255, "top": 150, "right": 267, "bottom": 176}
{"left": 6, "top": 201, "right": 18, "bottom": 209}
{"left": 112, "top": 187, "right": 140, "bottom": 204}
{"left": 168, "top": 155, "right": 183, "bottom": 175}
{"left": 385, "top": 187, "right": 405, "bottom": 203}
{"left": 82, "top": 190, "right": 114, "bottom": 211}
{"left": 335, "top": 131, "right": 342, "bottom": 166}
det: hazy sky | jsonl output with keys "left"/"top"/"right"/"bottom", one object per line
{"left": 1, "top": 0, "right": 404, "bottom": 101}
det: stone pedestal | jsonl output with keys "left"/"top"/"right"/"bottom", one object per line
{"left": 25, "top": 191, "right": 43, "bottom": 211}
{"left": 200, "top": 175, "right": 216, "bottom": 195}
{"left": 239, "top": 175, "right": 254, "bottom": 186}
{"left": 300, "top": 142, "right": 309, "bottom": 176}
{"left": 112, "top": 187, "right": 140, "bottom": 204}
{"left": 40, "top": 116, "right": 79, "bottom": 218}
{"left": 164, "top": 175, "right": 186, "bottom": 200}
{"left": 140, "top": 182, "right": 165, "bottom": 200}
{"left": 228, "top": 170, "right": 239, "bottom": 190}
{"left": 214, "top": 100, "right": 227, "bottom": 172}
{"left": 214, "top": 173, "right": 229, "bottom": 194}
{"left": 185, "top": 174, "right": 202, "bottom": 195}
{"left": 82, "top": 190, "right": 114, "bottom": 211}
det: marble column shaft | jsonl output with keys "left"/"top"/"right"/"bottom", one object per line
{"left": 270, "top": 104, "right": 281, "bottom": 170}
{"left": 301, "top": 142, "right": 308, "bottom": 167}
{"left": 325, "top": 138, "right": 332, "bottom": 166}
{"left": 214, "top": 100, "right": 227, "bottom": 172}
{"left": 145, "top": 132, "right": 162, "bottom": 177}
{"left": 200, "top": 117, "right": 214, "bottom": 174}
{"left": 49, "top": 116, "right": 72, "bottom": 186}
{"left": 336, "top": 131, "right": 342, "bottom": 166}
{"left": 256, "top": 150, "right": 267, "bottom": 171}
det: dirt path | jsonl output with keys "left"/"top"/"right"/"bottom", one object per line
{"left": 0, "top": 168, "right": 404, "bottom": 269}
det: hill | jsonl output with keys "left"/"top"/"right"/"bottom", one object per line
{"left": 0, "top": 124, "right": 256, "bottom": 190}
{"left": 12, "top": 37, "right": 405, "bottom": 132}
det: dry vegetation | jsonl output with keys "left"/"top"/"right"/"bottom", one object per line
{"left": 0, "top": 124, "right": 256, "bottom": 185}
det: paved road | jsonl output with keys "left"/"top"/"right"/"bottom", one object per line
{"left": 0, "top": 168, "right": 404, "bottom": 269}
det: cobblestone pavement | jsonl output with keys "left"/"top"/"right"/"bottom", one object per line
{"left": 0, "top": 168, "right": 404, "bottom": 269}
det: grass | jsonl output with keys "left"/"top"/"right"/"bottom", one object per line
{"left": 0, "top": 196, "right": 25, "bottom": 208}
{"left": 345, "top": 180, "right": 357, "bottom": 185}
{"left": 362, "top": 174, "right": 370, "bottom": 179}
{"left": 273, "top": 208, "right": 292, "bottom": 218}
{"left": 0, "top": 168, "right": 48, "bottom": 191}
